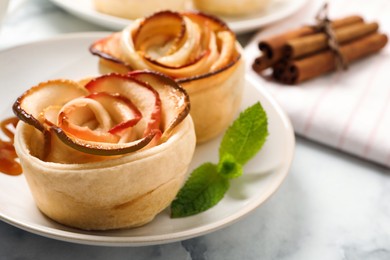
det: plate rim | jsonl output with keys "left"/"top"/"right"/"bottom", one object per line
{"left": 48, "top": 0, "right": 309, "bottom": 33}
{"left": 0, "top": 33, "right": 295, "bottom": 246}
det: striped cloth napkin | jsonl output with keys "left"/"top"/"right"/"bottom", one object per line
{"left": 245, "top": 0, "right": 390, "bottom": 167}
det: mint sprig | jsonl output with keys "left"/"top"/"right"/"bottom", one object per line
{"left": 171, "top": 102, "right": 268, "bottom": 218}
{"left": 219, "top": 102, "right": 268, "bottom": 165}
{"left": 171, "top": 163, "right": 229, "bottom": 218}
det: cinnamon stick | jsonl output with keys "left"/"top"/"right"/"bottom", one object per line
{"left": 272, "top": 33, "right": 388, "bottom": 84}
{"left": 252, "top": 56, "right": 274, "bottom": 73}
{"left": 258, "top": 15, "right": 364, "bottom": 68}
{"left": 284, "top": 22, "right": 379, "bottom": 59}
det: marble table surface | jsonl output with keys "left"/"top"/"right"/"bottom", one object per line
{"left": 1, "top": 0, "right": 389, "bottom": 259}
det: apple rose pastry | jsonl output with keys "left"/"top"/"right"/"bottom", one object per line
{"left": 13, "top": 71, "right": 196, "bottom": 230}
{"left": 90, "top": 11, "right": 245, "bottom": 143}
{"left": 193, "top": 0, "right": 270, "bottom": 17}
{"left": 93, "top": 0, "right": 187, "bottom": 20}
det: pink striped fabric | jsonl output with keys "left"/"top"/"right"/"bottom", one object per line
{"left": 245, "top": 0, "right": 390, "bottom": 167}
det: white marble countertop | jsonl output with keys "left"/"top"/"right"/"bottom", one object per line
{"left": 1, "top": 0, "right": 390, "bottom": 259}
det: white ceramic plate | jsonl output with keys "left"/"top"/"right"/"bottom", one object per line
{"left": 0, "top": 33, "right": 294, "bottom": 246}
{"left": 49, "top": 0, "right": 308, "bottom": 33}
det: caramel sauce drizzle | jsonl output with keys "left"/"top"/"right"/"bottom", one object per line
{"left": 0, "top": 117, "right": 22, "bottom": 176}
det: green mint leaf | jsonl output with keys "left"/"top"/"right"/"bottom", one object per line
{"left": 217, "top": 153, "right": 243, "bottom": 179}
{"left": 171, "top": 102, "right": 269, "bottom": 218}
{"left": 171, "top": 163, "right": 229, "bottom": 218}
{"left": 219, "top": 102, "right": 268, "bottom": 165}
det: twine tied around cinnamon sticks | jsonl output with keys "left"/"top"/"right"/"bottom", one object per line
{"left": 312, "top": 3, "right": 348, "bottom": 71}
{"left": 252, "top": 4, "right": 388, "bottom": 85}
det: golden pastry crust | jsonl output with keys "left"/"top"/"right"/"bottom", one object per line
{"left": 177, "top": 55, "right": 245, "bottom": 142}
{"left": 14, "top": 117, "right": 195, "bottom": 230}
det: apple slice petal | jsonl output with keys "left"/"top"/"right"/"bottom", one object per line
{"left": 13, "top": 80, "right": 89, "bottom": 132}
{"left": 128, "top": 70, "right": 190, "bottom": 142}
{"left": 155, "top": 17, "right": 201, "bottom": 67}
{"left": 85, "top": 92, "right": 142, "bottom": 135}
{"left": 210, "top": 31, "right": 235, "bottom": 71}
{"left": 59, "top": 117, "right": 120, "bottom": 144}
{"left": 89, "top": 32, "right": 129, "bottom": 68}
{"left": 40, "top": 105, "right": 62, "bottom": 127}
{"left": 51, "top": 126, "right": 158, "bottom": 156}
{"left": 133, "top": 11, "right": 185, "bottom": 54}
{"left": 142, "top": 50, "right": 211, "bottom": 79}
{"left": 60, "top": 97, "right": 114, "bottom": 131}
{"left": 57, "top": 97, "right": 120, "bottom": 143}
{"left": 85, "top": 73, "right": 161, "bottom": 138}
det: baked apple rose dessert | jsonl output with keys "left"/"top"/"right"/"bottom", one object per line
{"left": 12, "top": 71, "right": 196, "bottom": 230}
{"left": 90, "top": 11, "right": 245, "bottom": 143}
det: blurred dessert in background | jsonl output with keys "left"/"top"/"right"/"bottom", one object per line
{"left": 93, "top": 0, "right": 187, "bottom": 19}
{"left": 192, "top": 0, "right": 270, "bottom": 17}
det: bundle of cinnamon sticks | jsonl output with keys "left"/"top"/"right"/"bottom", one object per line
{"left": 252, "top": 15, "right": 388, "bottom": 84}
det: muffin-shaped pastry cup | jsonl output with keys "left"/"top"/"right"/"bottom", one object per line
{"left": 90, "top": 11, "right": 245, "bottom": 143}
{"left": 193, "top": 0, "right": 270, "bottom": 17}
{"left": 93, "top": 0, "right": 187, "bottom": 20}
{"left": 13, "top": 71, "right": 196, "bottom": 230}
{"left": 14, "top": 118, "right": 195, "bottom": 230}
